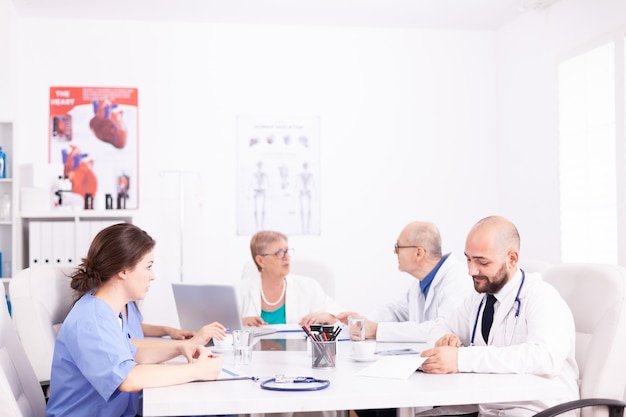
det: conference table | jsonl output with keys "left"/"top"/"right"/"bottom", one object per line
{"left": 142, "top": 332, "right": 569, "bottom": 417}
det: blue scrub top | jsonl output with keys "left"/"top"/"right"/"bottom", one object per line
{"left": 47, "top": 293, "right": 139, "bottom": 417}
{"left": 126, "top": 301, "right": 145, "bottom": 339}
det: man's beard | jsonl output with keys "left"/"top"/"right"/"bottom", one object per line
{"left": 472, "top": 262, "right": 510, "bottom": 294}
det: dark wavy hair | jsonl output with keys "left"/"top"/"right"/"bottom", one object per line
{"left": 71, "top": 223, "right": 156, "bottom": 298}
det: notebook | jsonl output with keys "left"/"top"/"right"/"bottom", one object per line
{"left": 171, "top": 283, "right": 277, "bottom": 337}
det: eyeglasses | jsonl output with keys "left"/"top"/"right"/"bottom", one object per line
{"left": 394, "top": 242, "right": 420, "bottom": 254}
{"left": 260, "top": 248, "right": 295, "bottom": 259}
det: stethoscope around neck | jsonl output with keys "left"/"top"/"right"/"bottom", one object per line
{"left": 470, "top": 269, "right": 525, "bottom": 346}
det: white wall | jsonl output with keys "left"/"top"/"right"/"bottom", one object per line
{"left": 11, "top": 19, "right": 499, "bottom": 325}
{"left": 496, "top": 0, "right": 626, "bottom": 264}
{"left": 0, "top": 0, "right": 16, "bottom": 119}
{"left": 4, "top": 0, "right": 625, "bottom": 327}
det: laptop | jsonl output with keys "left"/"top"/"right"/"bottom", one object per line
{"left": 171, "top": 283, "right": 277, "bottom": 337}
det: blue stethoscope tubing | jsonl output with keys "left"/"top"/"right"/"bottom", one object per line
{"left": 260, "top": 377, "right": 331, "bottom": 391}
{"left": 470, "top": 269, "right": 525, "bottom": 346}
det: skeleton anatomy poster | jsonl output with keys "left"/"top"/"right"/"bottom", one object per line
{"left": 49, "top": 86, "right": 138, "bottom": 209}
{"left": 237, "top": 116, "right": 320, "bottom": 236}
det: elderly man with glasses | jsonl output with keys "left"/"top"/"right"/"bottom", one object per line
{"left": 338, "top": 221, "right": 473, "bottom": 342}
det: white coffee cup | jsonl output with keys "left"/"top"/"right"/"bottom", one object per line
{"left": 212, "top": 333, "right": 233, "bottom": 351}
{"left": 352, "top": 340, "right": 376, "bottom": 357}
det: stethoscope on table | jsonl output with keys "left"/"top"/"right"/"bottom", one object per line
{"left": 259, "top": 375, "right": 331, "bottom": 391}
{"left": 217, "top": 374, "right": 331, "bottom": 391}
{"left": 470, "top": 269, "right": 525, "bottom": 346}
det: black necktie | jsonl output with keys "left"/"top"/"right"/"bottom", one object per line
{"left": 481, "top": 294, "right": 497, "bottom": 344}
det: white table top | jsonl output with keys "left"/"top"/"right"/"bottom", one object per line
{"left": 142, "top": 336, "right": 569, "bottom": 417}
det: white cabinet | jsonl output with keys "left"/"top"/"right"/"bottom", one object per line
{"left": 0, "top": 121, "right": 15, "bottom": 279}
{"left": 20, "top": 212, "right": 133, "bottom": 269}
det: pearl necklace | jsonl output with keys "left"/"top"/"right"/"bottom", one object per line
{"left": 261, "top": 278, "right": 286, "bottom": 306}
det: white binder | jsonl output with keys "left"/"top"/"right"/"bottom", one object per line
{"left": 28, "top": 221, "right": 42, "bottom": 266}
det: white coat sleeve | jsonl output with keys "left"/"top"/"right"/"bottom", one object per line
{"left": 376, "top": 320, "right": 433, "bottom": 342}
{"left": 239, "top": 277, "right": 261, "bottom": 318}
{"left": 307, "top": 278, "right": 343, "bottom": 315}
{"left": 368, "top": 292, "right": 411, "bottom": 323}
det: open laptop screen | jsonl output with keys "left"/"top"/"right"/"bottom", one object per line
{"left": 171, "top": 283, "right": 276, "bottom": 337}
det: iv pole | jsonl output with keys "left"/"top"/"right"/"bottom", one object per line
{"left": 159, "top": 170, "right": 200, "bottom": 283}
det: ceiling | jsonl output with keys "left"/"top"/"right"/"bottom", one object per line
{"left": 10, "top": 0, "right": 559, "bottom": 31}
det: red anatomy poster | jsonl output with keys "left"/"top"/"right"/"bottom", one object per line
{"left": 49, "top": 86, "right": 138, "bottom": 209}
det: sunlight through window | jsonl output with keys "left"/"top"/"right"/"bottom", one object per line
{"left": 558, "top": 41, "right": 617, "bottom": 264}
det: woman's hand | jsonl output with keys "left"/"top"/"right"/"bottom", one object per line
{"left": 189, "top": 322, "right": 226, "bottom": 345}
{"left": 195, "top": 350, "right": 225, "bottom": 381}
{"left": 242, "top": 316, "right": 267, "bottom": 326}
{"left": 335, "top": 311, "right": 359, "bottom": 325}
{"left": 166, "top": 327, "right": 195, "bottom": 340}
{"left": 179, "top": 343, "right": 207, "bottom": 363}
{"left": 299, "top": 312, "right": 337, "bottom": 326}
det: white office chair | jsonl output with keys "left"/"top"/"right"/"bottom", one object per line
{"left": 241, "top": 257, "right": 336, "bottom": 297}
{"left": 0, "top": 284, "right": 47, "bottom": 417}
{"left": 520, "top": 259, "right": 553, "bottom": 274}
{"left": 536, "top": 263, "right": 626, "bottom": 417}
{"left": 9, "top": 265, "right": 77, "bottom": 385}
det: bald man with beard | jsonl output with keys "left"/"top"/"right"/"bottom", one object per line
{"left": 420, "top": 216, "right": 580, "bottom": 417}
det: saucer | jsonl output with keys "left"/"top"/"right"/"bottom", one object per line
{"left": 350, "top": 354, "right": 378, "bottom": 363}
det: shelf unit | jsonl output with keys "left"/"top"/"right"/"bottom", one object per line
{"left": 0, "top": 121, "right": 15, "bottom": 281}
{"left": 20, "top": 210, "right": 134, "bottom": 220}
{"left": 0, "top": 118, "right": 135, "bottom": 288}
{"left": 19, "top": 210, "right": 134, "bottom": 269}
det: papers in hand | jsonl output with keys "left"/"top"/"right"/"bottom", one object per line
{"left": 355, "top": 355, "right": 426, "bottom": 379}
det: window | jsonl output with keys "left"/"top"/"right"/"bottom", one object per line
{"left": 558, "top": 38, "right": 625, "bottom": 265}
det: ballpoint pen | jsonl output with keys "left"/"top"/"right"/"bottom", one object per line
{"left": 303, "top": 326, "right": 333, "bottom": 366}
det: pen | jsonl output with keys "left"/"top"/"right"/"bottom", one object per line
{"left": 213, "top": 377, "right": 254, "bottom": 382}
{"left": 221, "top": 368, "right": 240, "bottom": 377}
{"left": 310, "top": 324, "right": 322, "bottom": 333}
{"left": 303, "top": 326, "right": 329, "bottom": 359}
{"left": 192, "top": 376, "right": 254, "bottom": 383}
{"left": 302, "top": 325, "right": 317, "bottom": 341}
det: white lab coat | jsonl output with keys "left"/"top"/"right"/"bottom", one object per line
{"left": 370, "top": 253, "right": 474, "bottom": 342}
{"left": 429, "top": 269, "right": 580, "bottom": 417}
{"left": 240, "top": 273, "right": 343, "bottom": 323}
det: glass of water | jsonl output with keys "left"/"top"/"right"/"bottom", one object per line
{"left": 232, "top": 330, "right": 253, "bottom": 366}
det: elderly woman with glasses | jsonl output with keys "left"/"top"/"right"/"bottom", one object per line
{"left": 240, "top": 230, "right": 342, "bottom": 327}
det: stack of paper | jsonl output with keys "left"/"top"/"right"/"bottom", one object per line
{"left": 355, "top": 355, "right": 426, "bottom": 379}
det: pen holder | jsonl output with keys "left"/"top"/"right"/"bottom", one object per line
{"left": 311, "top": 340, "right": 336, "bottom": 369}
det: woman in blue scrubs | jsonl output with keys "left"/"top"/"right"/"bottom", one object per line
{"left": 47, "top": 223, "right": 224, "bottom": 417}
